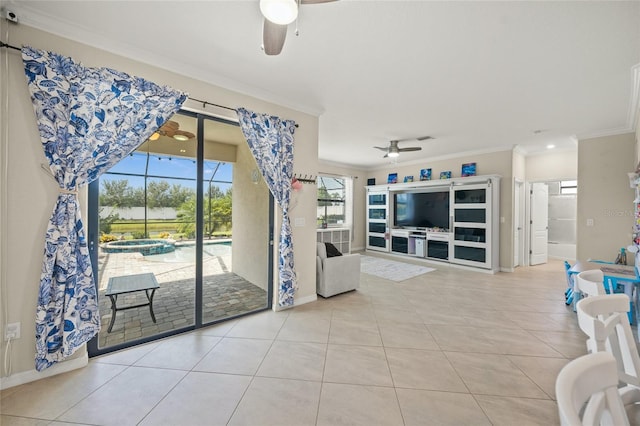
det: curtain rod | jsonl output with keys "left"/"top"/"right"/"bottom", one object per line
{"left": 188, "top": 96, "right": 299, "bottom": 128}
{"left": 0, "top": 41, "right": 21, "bottom": 51}
{"left": 188, "top": 97, "right": 237, "bottom": 113}
{"left": 318, "top": 172, "right": 359, "bottom": 179}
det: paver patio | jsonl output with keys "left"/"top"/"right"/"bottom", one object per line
{"left": 95, "top": 242, "right": 268, "bottom": 348}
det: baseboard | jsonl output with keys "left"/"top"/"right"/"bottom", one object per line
{"left": 272, "top": 293, "right": 318, "bottom": 312}
{"left": 500, "top": 267, "right": 515, "bottom": 273}
{"left": 0, "top": 352, "right": 89, "bottom": 390}
{"left": 294, "top": 294, "right": 317, "bottom": 306}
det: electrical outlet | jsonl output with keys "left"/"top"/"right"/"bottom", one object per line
{"left": 5, "top": 322, "right": 20, "bottom": 340}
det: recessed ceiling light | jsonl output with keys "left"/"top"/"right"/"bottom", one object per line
{"left": 547, "top": 144, "right": 555, "bottom": 149}
{"left": 180, "top": 149, "right": 186, "bottom": 153}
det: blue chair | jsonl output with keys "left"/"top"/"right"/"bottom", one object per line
{"left": 603, "top": 276, "right": 635, "bottom": 325}
{"left": 564, "top": 261, "right": 575, "bottom": 306}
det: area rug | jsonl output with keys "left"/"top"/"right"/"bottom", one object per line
{"left": 360, "top": 255, "right": 435, "bottom": 282}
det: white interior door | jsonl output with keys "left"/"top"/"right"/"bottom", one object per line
{"left": 530, "top": 182, "right": 549, "bottom": 265}
{"left": 514, "top": 181, "right": 522, "bottom": 267}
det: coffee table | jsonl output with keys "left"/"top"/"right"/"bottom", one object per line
{"left": 105, "top": 273, "right": 160, "bottom": 333}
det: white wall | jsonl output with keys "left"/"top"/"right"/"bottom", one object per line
{"left": 526, "top": 149, "right": 578, "bottom": 182}
{"left": 577, "top": 133, "right": 636, "bottom": 262}
{"left": 0, "top": 24, "right": 319, "bottom": 383}
{"left": 232, "top": 143, "right": 270, "bottom": 290}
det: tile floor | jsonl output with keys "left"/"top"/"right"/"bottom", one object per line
{"left": 1, "top": 259, "right": 590, "bottom": 425}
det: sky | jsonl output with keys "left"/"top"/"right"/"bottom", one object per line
{"left": 103, "top": 151, "right": 233, "bottom": 193}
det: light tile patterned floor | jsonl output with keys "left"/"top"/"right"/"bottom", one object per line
{"left": 2, "top": 259, "right": 594, "bottom": 425}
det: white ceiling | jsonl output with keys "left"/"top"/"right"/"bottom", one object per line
{"left": 5, "top": 1, "right": 640, "bottom": 169}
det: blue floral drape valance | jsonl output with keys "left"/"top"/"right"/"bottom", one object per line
{"left": 237, "top": 108, "right": 297, "bottom": 307}
{"left": 22, "top": 46, "right": 187, "bottom": 371}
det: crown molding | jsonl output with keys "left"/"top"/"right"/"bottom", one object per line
{"left": 512, "top": 145, "right": 528, "bottom": 156}
{"left": 577, "top": 126, "right": 636, "bottom": 141}
{"left": 10, "top": 5, "right": 324, "bottom": 117}
{"left": 318, "top": 159, "right": 368, "bottom": 173}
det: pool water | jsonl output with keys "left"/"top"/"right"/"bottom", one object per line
{"left": 103, "top": 239, "right": 175, "bottom": 256}
{"left": 144, "top": 241, "right": 231, "bottom": 263}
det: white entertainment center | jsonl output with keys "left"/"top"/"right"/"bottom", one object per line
{"left": 366, "top": 175, "right": 500, "bottom": 272}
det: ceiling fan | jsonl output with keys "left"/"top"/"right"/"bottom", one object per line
{"left": 374, "top": 136, "right": 434, "bottom": 158}
{"left": 261, "top": 0, "right": 338, "bottom": 56}
{"left": 149, "top": 120, "right": 195, "bottom": 141}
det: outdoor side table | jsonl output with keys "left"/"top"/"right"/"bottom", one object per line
{"left": 105, "top": 273, "right": 160, "bottom": 333}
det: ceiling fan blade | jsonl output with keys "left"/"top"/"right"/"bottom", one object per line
{"left": 263, "top": 18, "right": 287, "bottom": 56}
{"left": 398, "top": 147, "right": 422, "bottom": 152}
{"left": 162, "top": 121, "right": 179, "bottom": 131}
{"left": 373, "top": 146, "right": 389, "bottom": 151}
{"left": 394, "top": 135, "right": 433, "bottom": 143}
{"left": 300, "top": 0, "right": 338, "bottom": 4}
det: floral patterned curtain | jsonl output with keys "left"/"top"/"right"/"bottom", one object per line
{"left": 22, "top": 46, "right": 187, "bottom": 371}
{"left": 237, "top": 108, "right": 297, "bottom": 307}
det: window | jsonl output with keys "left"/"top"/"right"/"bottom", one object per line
{"left": 560, "top": 180, "right": 577, "bottom": 194}
{"left": 317, "top": 175, "right": 352, "bottom": 228}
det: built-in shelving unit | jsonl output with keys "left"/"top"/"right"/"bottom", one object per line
{"left": 451, "top": 183, "right": 493, "bottom": 269}
{"left": 317, "top": 228, "right": 351, "bottom": 254}
{"left": 366, "top": 191, "right": 389, "bottom": 252}
{"left": 365, "top": 175, "right": 500, "bottom": 272}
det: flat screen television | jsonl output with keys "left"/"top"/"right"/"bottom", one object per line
{"left": 394, "top": 191, "right": 450, "bottom": 229}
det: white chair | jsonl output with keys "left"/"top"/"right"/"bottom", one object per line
{"left": 576, "top": 294, "right": 640, "bottom": 390}
{"left": 316, "top": 242, "right": 360, "bottom": 297}
{"left": 576, "top": 269, "right": 606, "bottom": 298}
{"left": 556, "top": 351, "right": 630, "bottom": 426}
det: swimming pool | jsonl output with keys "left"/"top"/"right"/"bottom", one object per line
{"left": 144, "top": 240, "right": 231, "bottom": 263}
{"left": 102, "top": 239, "right": 175, "bottom": 256}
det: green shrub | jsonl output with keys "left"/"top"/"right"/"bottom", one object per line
{"left": 132, "top": 231, "right": 148, "bottom": 239}
{"left": 99, "top": 211, "right": 120, "bottom": 235}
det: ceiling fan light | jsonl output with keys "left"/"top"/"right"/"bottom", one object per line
{"left": 149, "top": 132, "right": 160, "bottom": 141}
{"left": 260, "top": 0, "right": 298, "bottom": 25}
{"left": 387, "top": 151, "right": 399, "bottom": 158}
{"left": 173, "top": 134, "right": 189, "bottom": 141}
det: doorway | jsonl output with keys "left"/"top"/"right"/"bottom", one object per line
{"left": 514, "top": 180, "right": 525, "bottom": 268}
{"left": 530, "top": 182, "right": 549, "bottom": 265}
{"left": 526, "top": 180, "right": 577, "bottom": 266}
{"left": 87, "top": 111, "right": 273, "bottom": 355}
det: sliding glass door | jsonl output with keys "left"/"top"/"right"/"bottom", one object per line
{"left": 87, "top": 111, "right": 272, "bottom": 355}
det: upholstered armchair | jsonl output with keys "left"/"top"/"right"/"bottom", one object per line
{"left": 316, "top": 242, "right": 360, "bottom": 297}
